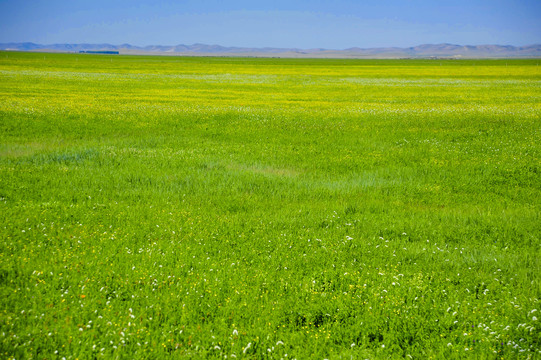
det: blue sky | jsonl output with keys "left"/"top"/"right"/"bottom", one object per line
{"left": 1, "top": 0, "right": 540, "bottom": 48}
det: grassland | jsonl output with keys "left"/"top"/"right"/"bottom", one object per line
{"left": 0, "top": 52, "right": 540, "bottom": 359}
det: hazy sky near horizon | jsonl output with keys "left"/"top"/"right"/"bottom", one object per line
{"left": 1, "top": 0, "right": 540, "bottom": 48}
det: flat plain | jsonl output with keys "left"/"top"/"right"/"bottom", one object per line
{"left": 0, "top": 52, "right": 540, "bottom": 359}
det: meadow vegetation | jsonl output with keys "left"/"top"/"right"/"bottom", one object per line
{"left": 0, "top": 52, "right": 540, "bottom": 358}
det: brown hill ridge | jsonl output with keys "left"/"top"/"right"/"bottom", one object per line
{"left": 1, "top": 42, "right": 540, "bottom": 58}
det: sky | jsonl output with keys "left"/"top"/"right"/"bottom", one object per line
{"left": 0, "top": 0, "right": 540, "bottom": 49}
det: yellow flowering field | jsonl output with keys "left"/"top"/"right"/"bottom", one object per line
{"left": 1, "top": 52, "right": 540, "bottom": 358}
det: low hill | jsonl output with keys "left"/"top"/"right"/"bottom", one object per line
{"left": 1, "top": 42, "right": 540, "bottom": 58}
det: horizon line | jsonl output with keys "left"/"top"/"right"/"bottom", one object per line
{"left": 2, "top": 41, "right": 541, "bottom": 51}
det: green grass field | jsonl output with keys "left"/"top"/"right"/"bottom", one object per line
{"left": 1, "top": 52, "right": 540, "bottom": 359}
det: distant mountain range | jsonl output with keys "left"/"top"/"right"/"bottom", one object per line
{"left": 1, "top": 42, "right": 540, "bottom": 58}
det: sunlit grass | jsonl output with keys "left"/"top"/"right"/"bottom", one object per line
{"left": 1, "top": 52, "right": 540, "bottom": 359}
